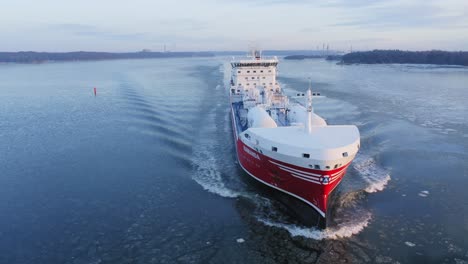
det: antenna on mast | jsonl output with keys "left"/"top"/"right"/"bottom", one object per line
{"left": 305, "top": 77, "right": 313, "bottom": 133}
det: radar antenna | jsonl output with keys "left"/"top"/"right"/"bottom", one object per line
{"left": 305, "top": 78, "right": 314, "bottom": 133}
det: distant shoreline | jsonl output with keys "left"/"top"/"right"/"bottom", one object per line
{"left": 284, "top": 50, "right": 468, "bottom": 67}
{"left": 283, "top": 55, "right": 327, "bottom": 60}
{"left": 0, "top": 51, "right": 214, "bottom": 63}
{"left": 342, "top": 50, "right": 468, "bottom": 66}
{"left": 2, "top": 50, "right": 468, "bottom": 66}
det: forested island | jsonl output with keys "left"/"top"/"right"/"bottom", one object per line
{"left": 325, "top": 55, "right": 343, "bottom": 61}
{"left": 284, "top": 55, "right": 326, "bottom": 60}
{"left": 0, "top": 51, "right": 214, "bottom": 63}
{"left": 341, "top": 50, "right": 468, "bottom": 66}
{"left": 3, "top": 49, "right": 467, "bottom": 66}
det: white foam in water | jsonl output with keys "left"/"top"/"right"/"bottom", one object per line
{"left": 192, "top": 151, "right": 240, "bottom": 198}
{"left": 418, "top": 190, "right": 429, "bottom": 197}
{"left": 191, "top": 81, "right": 381, "bottom": 239}
{"left": 259, "top": 212, "right": 372, "bottom": 240}
{"left": 254, "top": 191, "right": 372, "bottom": 240}
{"left": 192, "top": 120, "right": 240, "bottom": 199}
{"left": 224, "top": 109, "right": 230, "bottom": 133}
{"left": 405, "top": 241, "right": 416, "bottom": 247}
{"left": 191, "top": 96, "right": 241, "bottom": 199}
{"left": 353, "top": 155, "right": 391, "bottom": 193}
{"left": 192, "top": 143, "right": 254, "bottom": 200}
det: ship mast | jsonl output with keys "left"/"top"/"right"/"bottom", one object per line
{"left": 305, "top": 78, "right": 314, "bottom": 133}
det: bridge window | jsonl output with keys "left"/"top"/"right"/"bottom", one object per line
{"left": 325, "top": 166, "right": 330, "bottom": 169}
{"left": 253, "top": 70, "right": 256, "bottom": 73}
{"left": 247, "top": 70, "right": 250, "bottom": 73}
{"left": 244, "top": 133, "right": 250, "bottom": 139}
{"left": 334, "top": 164, "right": 338, "bottom": 169}
{"left": 260, "top": 70, "right": 264, "bottom": 73}
{"left": 314, "top": 165, "right": 320, "bottom": 169}
{"left": 238, "top": 70, "right": 241, "bottom": 73}
{"left": 342, "top": 152, "right": 348, "bottom": 157}
{"left": 251, "top": 77, "right": 255, "bottom": 79}
{"left": 272, "top": 147, "right": 277, "bottom": 152}
{"left": 302, "top": 153, "right": 310, "bottom": 158}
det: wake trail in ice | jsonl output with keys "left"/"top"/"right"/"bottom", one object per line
{"left": 192, "top": 82, "right": 381, "bottom": 240}
{"left": 192, "top": 147, "right": 240, "bottom": 198}
{"left": 259, "top": 212, "right": 371, "bottom": 240}
{"left": 254, "top": 155, "right": 388, "bottom": 240}
{"left": 192, "top": 144, "right": 259, "bottom": 200}
{"left": 255, "top": 189, "right": 372, "bottom": 240}
{"left": 191, "top": 104, "right": 241, "bottom": 198}
{"left": 353, "top": 155, "right": 391, "bottom": 193}
{"left": 191, "top": 84, "right": 250, "bottom": 200}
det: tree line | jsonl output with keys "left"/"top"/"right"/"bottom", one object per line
{"left": 0, "top": 51, "right": 214, "bottom": 63}
{"left": 341, "top": 50, "right": 468, "bottom": 66}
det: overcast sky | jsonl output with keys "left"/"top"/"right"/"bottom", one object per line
{"left": 1, "top": 0, "right": 467, "bottom": 52}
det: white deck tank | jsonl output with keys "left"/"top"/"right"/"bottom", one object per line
{"left": 247, "top": 106, "right": 278, "bottom": 128}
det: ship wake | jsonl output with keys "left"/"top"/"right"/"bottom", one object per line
{"left": 352, "top": 154, "right": 391, "bottom": 193}
{"left": 192, "top": 145, "right": 241, "bottom": 199}
{"left": 258, "top": 214, "right": 371, "bottom": 240}
{"left": 252, "top": 154, "right": 390, "bottom": 240}
{"left": 191, "top": 83, "right": 247, "bottom": 199}
{"left": 191, "top": 77, "right": 390, "bottom": 241}
{"left": 253, "top": 188, "right": 372, "bottom": 240}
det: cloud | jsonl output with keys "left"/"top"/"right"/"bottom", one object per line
{"left": 321, "top": 0, "right": 390, "bottom": 8}
{"left": 300, "top": 27, "right": 322, "bottom": 33}
{"left": 50, "top": 23, "right": 148, "bottom": 40}
{"left": 227, "top": 0, "right": 309, "bottom": 6}
{"left": 330, "top": 3, "right": 468, "bottom": 30}
{"left": 156, "top": 18, "right": 208, "bottom": 31}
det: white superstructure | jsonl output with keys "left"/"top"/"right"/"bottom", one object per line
{"left": 229, "top": 49, "right": 360, "bottom": 222}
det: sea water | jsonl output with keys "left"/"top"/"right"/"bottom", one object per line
{"left": 0, "top": 57, "right": 466, "bottom": 263}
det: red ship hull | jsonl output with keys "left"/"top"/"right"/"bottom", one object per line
{"left": 235, "top": 138, "right": 349, "bottom": 217}
{"left": 231, "top": 106, "right": 349, "bottom": 218}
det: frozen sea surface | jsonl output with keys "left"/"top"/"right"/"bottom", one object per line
{"left": 0, "top": 58, "right": 466, "bottom": 263}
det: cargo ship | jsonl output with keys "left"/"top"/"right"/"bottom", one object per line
{"left": 229, "top": 50, "right": 360, "bottom": 227}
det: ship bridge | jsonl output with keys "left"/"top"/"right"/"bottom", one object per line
{"left": 230, "top": 60, "right": 278, "bottom": 68}
{"left": 229, "top": 51, "right": 281, "bottom": 104}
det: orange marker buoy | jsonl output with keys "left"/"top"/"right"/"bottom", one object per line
{"left": 94, "top": 87, "right": 97, "bottom": 96}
